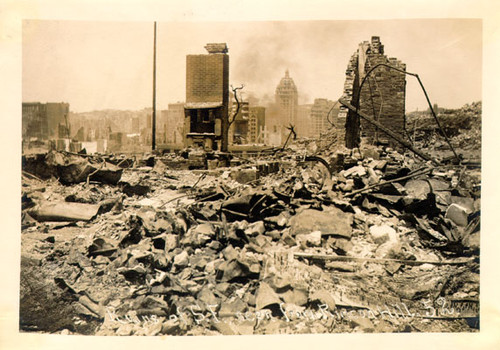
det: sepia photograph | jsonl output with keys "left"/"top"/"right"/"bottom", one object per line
{"left": 18, "top": 17, "right": 485, "bottom": 337}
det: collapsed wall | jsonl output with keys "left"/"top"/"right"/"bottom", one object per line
{"left": 338, "top": 36, "right": 406, "bottom": 149}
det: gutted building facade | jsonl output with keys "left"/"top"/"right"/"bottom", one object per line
{"left": 229, "top": 101, "right": 249, "bottom": 145}
{"left": 248, "top": 106, "right": 266, "bottom": 144}
{"left": 161, "top": 103, "right": 185, "bottom": 145}
{"left": 310, "top": 98, "right": 337, "bottom": 138}
{"left": 22, "top": 102, "right": 70, "bottom": 140}
{"left": 338, "top": 36, "right": 406, "bottom": 148}
{"left": 296, "top": 104, "right": 313, "bottom": 138}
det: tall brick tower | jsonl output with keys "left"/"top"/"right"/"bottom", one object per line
{"left": 338, "top": 36, "right": 406, "bottom": 148}
{"left": 184, "top": 43, "right": 230, "bottom": 151}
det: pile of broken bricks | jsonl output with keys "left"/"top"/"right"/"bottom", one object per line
{"left": 20, "top": 138, "right": 480, "bottom": 335}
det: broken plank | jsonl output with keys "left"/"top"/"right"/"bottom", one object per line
{"left": 293, "top": 252, "right": 473, "bottom": 266}
{"left": 29, "top": 201, "right": 100, "bottom": 222}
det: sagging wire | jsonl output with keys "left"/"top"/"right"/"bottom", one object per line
{"left": 326, "top": 100, "right": 340, "bottom": 126}
{"left": 354, "top": 63, "right": 460, "bottom": 163}
{"left": 354, "top": 56, "right": 387, "bottom": 146}
{"left": 366, "top": 57, "right": 385, "bottom": 143}
{"left": 366, "top": 75, "right": 379, "bottom": 142}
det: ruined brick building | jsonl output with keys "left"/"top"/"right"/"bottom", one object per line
{"left": 338, "top": 36, "right": 406, "bottom": 148}
{"left": 229, "top": 101, "right": 249, "bottom": 145}
{"left": 184, "top": 43, "right": 229, "bottom": 151}
{"left": 248, "top": 106, "right": 266, "bottom": 144}
{"left": 296, "top": 104, "right": 313, "bottom": 137}
{"left": 22, "top": 102, "right": 70, "bottom": 140}
{"left": 161, "top": 103, "right": 185, "bottom": 145}
{"left": 310, "top": 98, "right": 337, "bottom": 138}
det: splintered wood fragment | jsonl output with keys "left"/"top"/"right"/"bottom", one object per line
{"left": 158, "top": 194, "right": 191, "bottom": 208}
{"left": 22, "top": 170, "right": 44, "bottom": 182}
{"left": 86, "top": 165, "right": 102, "bottom": 186}
{"left": 221, "top": 208, "right": 249, "bottom": 219}
{"left": 198, "top": 220, "right": 223, "bottom": 226}
{"left": 220, "top": 212, "right": 229, "bottom": 239}
{"left": 22, "top": 186, "right": 46, "bottom": 195}
{"left": 293, "top": 252, "right": 473, "bottom": 266}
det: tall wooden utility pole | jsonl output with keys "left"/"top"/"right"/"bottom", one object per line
{"left": 152, "top": 21, "right": 157, "bottom": 151}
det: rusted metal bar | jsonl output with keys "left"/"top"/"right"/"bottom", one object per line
{"left": 339, "top": 98, "right": 440, "bottom": 165}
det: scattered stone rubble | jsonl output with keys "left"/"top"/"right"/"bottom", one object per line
{"left": 406, "top": 101, "right": 481, "bottom": 161}
{"left": 20, "top": 115, "right": 480, "bottom": 335}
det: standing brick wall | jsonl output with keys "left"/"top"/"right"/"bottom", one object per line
{"left": 186, "top": 54, "right": 229, "bottom": 104}
{"left": 339, "top": 36, "right": 406, "bottom": 148}
{"left": 337, "top": 53, "right": 359, "bottom": 148}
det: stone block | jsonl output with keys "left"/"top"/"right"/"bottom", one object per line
{"left": 299, "top": 231, "right": 321, "bottom": 247}
{"left": 369, "top": 224, "right": 396, "bottom": 245}
{"left": 245, "top": 221, "right": 266, "bottom": 236}
{"left": 255, "top": 282, "right": 281, "bottom": 310}
{"left": 230, "top": 168, "right": 258, "bottom": 184}
{"left": 280, "top": 287, "right": 308, "bottom": 306}
{"left": 173, "top": 250, "right": 189, "bottom": 267}
{"left": 309, "top": 289, "right": 336, "bottom": 311}
{"left": 343, "top": 165, "right": 366, "bottom": 178}
{"left": 445, "top": 203, "right": 469, "bottom": 226}
{"left": 289, "top": 207, "right": 353, "bottom": 238}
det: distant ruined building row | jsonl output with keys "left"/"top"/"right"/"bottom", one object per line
{"left": 22, "top": 36, "right": 406, "bottom": 152}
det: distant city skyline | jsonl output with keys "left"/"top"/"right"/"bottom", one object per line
{"left": 23, "top": 19, "right": 481, "bottom": 113}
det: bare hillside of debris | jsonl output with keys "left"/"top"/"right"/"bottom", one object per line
{"left": 406, "top": 102, "right": 481, "bottom": 160}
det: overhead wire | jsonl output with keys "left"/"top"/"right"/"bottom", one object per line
{"left": 353, "top": 63, "right": 460, "bottom": 163}
{"left": 326, "top": 100, "right": 339, "bottom": 126}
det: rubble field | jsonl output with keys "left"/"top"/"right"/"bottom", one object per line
{"left": 20, "top": 109, "right": 481, "bottom": 335}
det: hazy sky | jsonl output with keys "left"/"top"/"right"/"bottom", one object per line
{"left": 22, "top": 19, "right": 481, "bottom": 113}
